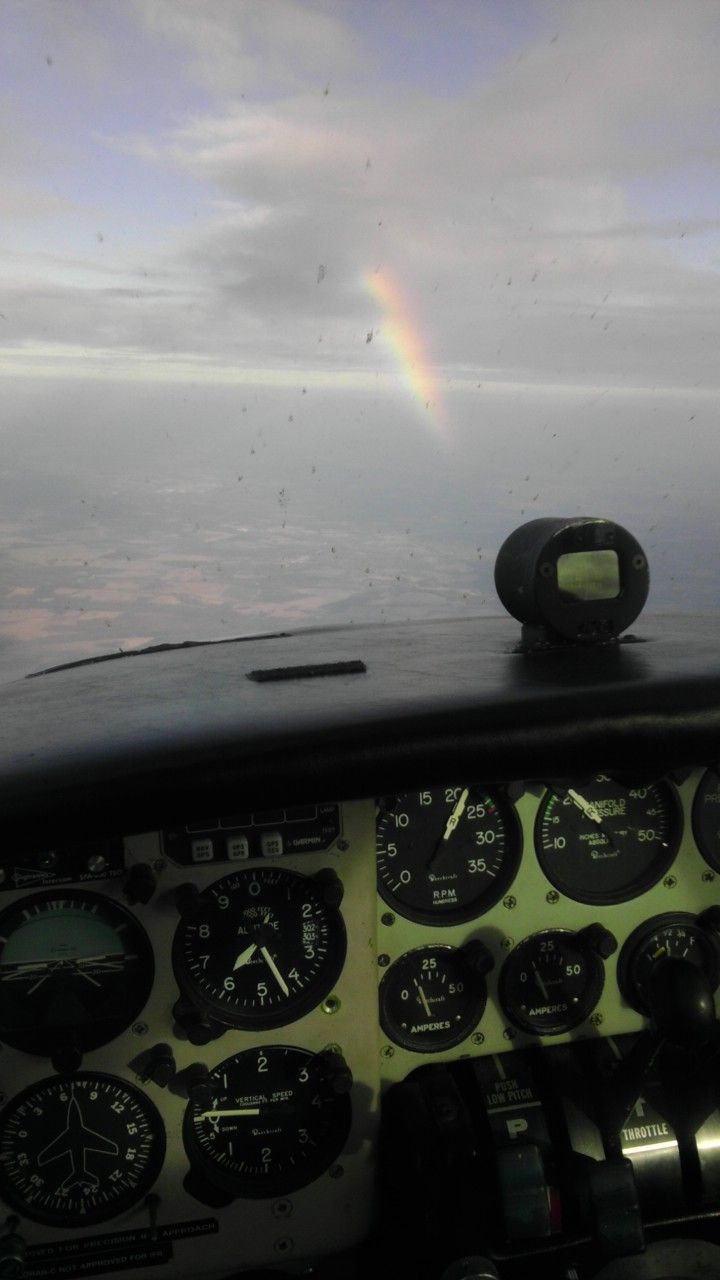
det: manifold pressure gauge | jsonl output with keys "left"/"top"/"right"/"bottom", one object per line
{"left": 184, "top": 1045, "right": 352, "bottom": 1198}
{"left": 172, "top": 866, "right": 346, "bottom": 1033}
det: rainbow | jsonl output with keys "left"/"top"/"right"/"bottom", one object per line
{"left": 364, "top": 269, "right": 445, "bottom": 430}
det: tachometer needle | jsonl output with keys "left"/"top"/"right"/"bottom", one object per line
{"left": 261, "top": 947, "right": 289, "bottom": 997}
{"left": 233, "top": 942, "right": 259, "bottom": 971}
{"left": 443, "top": 788, "right": 469, "bottom": 840}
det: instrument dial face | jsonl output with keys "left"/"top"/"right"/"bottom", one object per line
{"left": 692, "top": 769, "right": 720, "bottom": 872}
{"left": 535, "top": 776, "right": 680, "bottom": 905}
{"left": 184, "top": 1046, "right": 351, "bottom": 1198}
{"left": 499, "top": 929, "right": 604, "bottom": 1035}
{"left": 379, "top": 945, "right": 487, "bottom": 1052}
{"left": 376, "top": 786, "right": 521, "bottom": 925}
{"left": 172, "top": 867, "right": 346, "bottom": 1030}
{"left": 0, "top": 890, "right": 154, "bottom": 1055}
{"left": 0, "top": 1074, "right": 165, "bottom": 1228}
{"left": 618, "top": 913, "right": 720, "bottom": 1014}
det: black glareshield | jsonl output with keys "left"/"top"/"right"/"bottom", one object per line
{"left": 494, "top": 516, "right": 649, "bottom": 643}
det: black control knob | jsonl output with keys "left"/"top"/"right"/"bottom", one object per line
{"left": 458, "top": 939, "right": 495, "bottom": 981}
{"left": 314, "top": 868, "right": 344, "bottom": 908}
{"left": 51, "top": 1043, "right": 83, "bottom": 1074}
{"left": 186, "top": 1065, "right": 212, "bottom": 1110}
{"left": 0, "top": 1218, "right": 25, "bottom": 1279}
{"left": 578, "top": 922, "right": 618, "bottom": 960}
{"left": 646, "top": 956, "right": 716, "bottom": 1048}
{"left": 124, "top": 862, "right": 157, "bottom": 906}
{"left": 144, "top": 1045, "right": 177, "bottom": 1088}
{"left": 175, "top": 883, "right": 200, "bottom": 917}
{"left": 172, "top": 998, "right": 220, "bottom": 1046}
{"left": 317, "top": 1049, "right": 353, "bottom": 1095}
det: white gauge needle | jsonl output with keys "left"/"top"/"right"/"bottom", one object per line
{"left": 233, "top": 942, "right": 258, "bottom": 971}
{"left": 443, "top": 788, "right": 469, "bottom": 841}
{"left": 533, "top": 964, "right": 550, "bottom": 1001}
{"left": 567, "top": 788, "right": 602, "bottom": 824}
{"left": 416, "top": 983, "right": 432, "bottom": 1018}
{"left": 261, "top": 947, "right": 289, "bottom": 997}
{"left": 198, "top": 1108, "right": 260, "bottom": 1119}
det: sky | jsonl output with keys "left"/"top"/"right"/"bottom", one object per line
{"left": 1, "top": 1, "right": 720, "bottom": 680}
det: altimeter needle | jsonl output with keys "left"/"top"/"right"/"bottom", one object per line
{"left": 233, "top": 942, "right": 259, "bottom": 971}
{"left": 261, "top": 947, "right": 290, "bottom": 997}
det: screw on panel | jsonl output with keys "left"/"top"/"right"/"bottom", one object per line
{"left": 471, "top": 1032, "right": 485, "bottom": 1046}
{"left": 589, "top": 1013, "right": 604, "bottom": 1027}
{"left": 663, "top": 875, "right": 677, "bottom": 889}
{"left": 702, "top": 871, "right": 715, "bottom": 883}
{"left": 328, "top": 1164, "right": 344, "bottom": 1180}
{"left": 87, "top": 854, "right": 107, "bottom": 875}
{"left": 632, "top": 554, "right": 646, "bottom": 570}
{"left": 153, "top": 859, "right": 167, "bottom": 874}
{"left": 540, "top": 562, "right": 554, "bottom": 578}
{"left": 503, "top": 895, "right": 517, "bottom": 910}
{"left": 546, "top": 890, "right": 560, "bottom": 905}
{"left": 500, "top": 938, "right": 514, "bottom": 951}
{"left": 274, "top": 1237, "right": 294, "bottom": 1256}
{"left": 377, "top": 953, "right": 390, "bottom": 968}
{"left": 381, "top": 1045, "right": 395, "bottom": 1059}
{"left": 503, "top": 1027, "right": 517, "bottom": 1041}
{"left": 322, "top": 996, "right": 340, "bottom": 1015}
{"left": 381, "top": 912, "right": 395, "bottom": 927}
{"left": 132, "top": 1022, "right": 149, "bottom": 1036}
{"left": 323, "top": 1043, "right": 342, "bottom": 1057}
{"left": 272, "top": 1200, "right": 293, "bottom": 1220}
{"left": 336, "top": 839, "right": 349, "bottom": 852}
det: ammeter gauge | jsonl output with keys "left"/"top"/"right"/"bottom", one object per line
{"left": 499, "top": 928, "right": 608, "bottom": 1035}
{"left": 379, "top": 943, "right": 492, "bottom": 1052}
{"left": 376, "top": 786, "right": 521, "bottom": 925}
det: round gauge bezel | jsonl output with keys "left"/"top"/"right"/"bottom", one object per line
{"left": 172, "top": 866, "right": 347, "bottom": 1031}
{"left": 376, "top": 786, "right": 522, "bottom": 926}
{"left": 0, "top": 888, "right": 155, "bottom": 1055}
{"left": 378, "top": 944, "right": 487, "bottom": 1053}
{"left": 534, "top": 777, "right": 682, "bottom": 906}
{"left": 499, "top": 928, "right": 605, "bottom": 1036}
{"left": 0, "top": 1072, "right": 166, "bottom": 1228}
{"left": 692, "top": 767, "right": 720, "bottom": 873}
{"left": 183, "top": 1045, "right": 352, "bottom": 1199}
{"left": 617, "top": 912, "right": 720, "bottom": 1015}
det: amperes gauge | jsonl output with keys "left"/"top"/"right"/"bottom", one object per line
{"left": 376, "top": 786, "right": 521, "bottom": 925}
{"left": 184, "top": 1046, "right": 352, "bottom": 1198}
{"left": 0, "top": 1074, "right": 165, "bottom": 1228}
{"left": 535, "top": 776, "right": 680, "bottom": 905}
{"left": 0, "top": 890, "right": 154, "bottom": 1056}
{"left": 379, "top": 943, "right": 492, "bottom": 1052}
{"left": 499, "top": 928, "right": 611, "bottom": 1035}
{"left": 173, "top": 866, "right": 346, "bottom": 1033}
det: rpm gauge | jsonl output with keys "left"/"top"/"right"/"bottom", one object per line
{"left": 172, "top": 866, "right": 346, "bottom": 1031}
{"left": 535, "top": 776, "right": 681, "bottom": 905}
{"left": 376, "top": 785, "right": 521, "bottom": 925}
{"left": 0, "top": 890, "right": 154, "bottom": 1056}
{"left": 0, "top": 1074, "right": 165, "bottom": 1228}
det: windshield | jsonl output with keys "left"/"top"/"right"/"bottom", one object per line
{"left": 2, "top": 0, "right": 719, "bottom": 681}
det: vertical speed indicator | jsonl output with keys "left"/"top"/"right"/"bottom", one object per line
{"left": 376, "top": 785, "right": 521, "bottom": 925}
